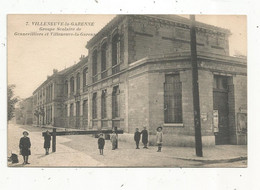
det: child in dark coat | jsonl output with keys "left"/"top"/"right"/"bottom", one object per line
{"left": 134, "top": 128, "right": 141, "bottom": 149}
{"left": 44, "top": 130, "right": 51, "bottom": 155}
{"left": 19, "top": 131, "right": 31, "bottom": 165}
{"left": 98, "top": 133, "right": 105, "bottom": 155}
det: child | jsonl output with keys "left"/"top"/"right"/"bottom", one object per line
{"left": 98, "top": 133, "right": 105, "bottom": 155}
{"left": 19, "top": 131, "right": 31, "bottom": 165}
{"left": 156, "top": 126, "right": 163, "bottom": 152}
{"left": 44, "top": 130, "right": 51, "bottom": 155}
{"left": 134, "top": 128, "right": 141, "bottom": 149}
{"left": 110, "top": 131, "right": 117, "bottom": 150}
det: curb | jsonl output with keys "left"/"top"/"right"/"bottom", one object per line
{"left": 173, "top": 156, "right": 247, "bottom": 164}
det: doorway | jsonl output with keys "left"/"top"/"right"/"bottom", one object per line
{"left": 213, "top": 75, "right": 230, "bottom": 145}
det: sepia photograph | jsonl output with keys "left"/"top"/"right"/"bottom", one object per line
{"left": 7, "top": 14, "right": 247, "bottom": 168}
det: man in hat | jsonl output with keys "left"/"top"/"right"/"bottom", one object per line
{"left": 156, "top": 126, "right": 163, "bottom": 152}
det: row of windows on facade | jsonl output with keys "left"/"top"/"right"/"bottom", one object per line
{"left": 92, "top": 33, "right": 122, "bottom": 83}
{"left": 36, "top": 106, "right": 53, "bottom": 125}
{"left": 64, "top": 72, "right": 184, "bottom": 125}
{"left": 35, "top": 74, "right": 229, "bottom": 125}
{"left": 63, "top": 33, "right": 122, "bottom": 97}
{"left": 64, "top": 86, "right": 120, "bottom": 120}
{"left": 64, "top": 68, "right": 88, "bottom": 96}
{"left": 36, "top": 84, "right": 54, "bottom": 103}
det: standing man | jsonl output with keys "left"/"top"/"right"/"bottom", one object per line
{"left": 141, "top": 127, "right": 148, "bottom": 149}
{"left": 134, "top": 128, "right": 141, "bottom": 149}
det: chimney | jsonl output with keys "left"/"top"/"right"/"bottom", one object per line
{"left": 79, "top": 54, "right": 85, "bottom": 60}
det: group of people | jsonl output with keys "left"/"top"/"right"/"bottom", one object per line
{"left": 97, "top": 130, "right": 118, "bottom": 155}
{"left": 97, "top": 126, "right": 163, "bottom": 156}
{"left": 18, "top": 126, "right": 163, "bottom": 164}
{"left": 19, "top": 130, "right": 51, "bottom": 165}
{"left": 134, "top": 126, "right": 163, "bottom": 152}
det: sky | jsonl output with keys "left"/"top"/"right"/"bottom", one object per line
{"left": 8, "top": 14, "right": 247, "bottom": 99}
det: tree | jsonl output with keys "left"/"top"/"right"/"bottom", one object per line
{"left": 7, "top": 84, "right": 19, "bottom": 121}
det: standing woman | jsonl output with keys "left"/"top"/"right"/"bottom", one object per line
{"left": 19, "top": 131, "right": 31, "bottom": 165}
{"left": 44, "top": 130, "right": 51, "bottom": 155}
{"left": 110, "top": 131, "right": 117, "bottom": 150}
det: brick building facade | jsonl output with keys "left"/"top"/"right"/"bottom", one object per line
{"left": 32, "top": 15, "right": 247, "bottom": 146}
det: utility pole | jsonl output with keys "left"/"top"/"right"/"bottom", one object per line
{"left": 190, "top": 15, "right": 203, "bottom": 157}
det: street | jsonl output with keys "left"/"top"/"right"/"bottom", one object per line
{"left": 7, "top": 123, "right": 247, "bottom": 167}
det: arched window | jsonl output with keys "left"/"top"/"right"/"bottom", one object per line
{"left": 70, "top": 76, "right": 74, "bottom": 94}
{"left": 76, "top": 72, "right": 80, "bottom": 92}
{"left": 101, "top": 42, "right": 107, "bottom": 78}
{"left": 112, "top": 34, "right": 120, "bottom": 74}
{"left": 92, "top": 50, "right": 98, "bottom": 82}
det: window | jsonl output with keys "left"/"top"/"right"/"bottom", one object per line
{"left": 70, "top": 103, "right": 74, "bottom": 117}
{"left": 112, "top": 86, "right": 120, "bottom": 118}
{"left": 83, "top": 99, "right": 88, "bottom": 128}
{"left": 92, "top": 93, "right": 97, "bottom": 119}
{"left": 101, "top": 43, "right": 107, "bottom": 78}
{"left": 70, "top": 77, "right": 74, "bottom": 94}
{"left": 83, "top": 99, "right": 88, "bottom": 118}
{"left": 50, "top": 106, "right": 52, "bottom": 122}
{"left": 92, "top": 50, "right": 98, "bottom": 82}
{"left": 83, "top": 68, "right": 88, "bottom": 87}
{"left": 64, "top": 104, "right": 68, "bottom": 117}
{"left": 76, "top": 73, "right": 80, "bottom": 93}
{"left": 164, "top": 74, "right": 182, "bottom": 123}
{"left": 214, "top": 75, "right": 228, "bottom": 90}
{"left": 112, "top": 34, "right": 120, "bottom": 74}
{"left": 65, "top": 80, "right": 68, "bottom": 97}
{"left": 101, "top": 90, "right": 107, "bottom": 119}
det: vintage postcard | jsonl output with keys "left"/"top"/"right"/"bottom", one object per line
{"left": 7, "top": 14, "right": 247, "bottom": 167}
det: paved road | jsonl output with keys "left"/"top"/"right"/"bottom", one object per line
{"left": 7, "top": 124, "right": 247, "bottom": 167}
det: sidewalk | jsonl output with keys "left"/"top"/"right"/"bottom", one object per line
{"left": 7, "top": 124, "right": 104, "bottom": 167}
{"left": 7, "top": 124, "right": 247, "bottom": 167}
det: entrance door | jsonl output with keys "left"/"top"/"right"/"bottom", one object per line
{"left": 213, "top": 90, "right": 229, "bottom": 144}
{"left": 213, "top": 75, "right": 230, "bottom": 145}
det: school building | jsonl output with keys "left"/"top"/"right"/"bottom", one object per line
{"left": 32, "top": 15, "right": 247, "bottom": 146}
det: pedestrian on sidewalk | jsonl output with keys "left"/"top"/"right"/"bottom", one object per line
{"left": 110, "top": 131, "right": 117, "bottom": 150}
{"left": 19, "top": 131, "right": 31, "bottom": 165}
{"left": 134, "top": 128, "right": 141, "bottom": 149}
{"left": 141, "top": 127, "right": 149, "bottom": 149}
{"left": 156, "top": 126, "right": 163, "bottom": 152}
{"left": 98, "top": 133, "right": 105, "bottom": 155}
{"left": 43, "top": 130, "right": 51, "bottom": 155}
